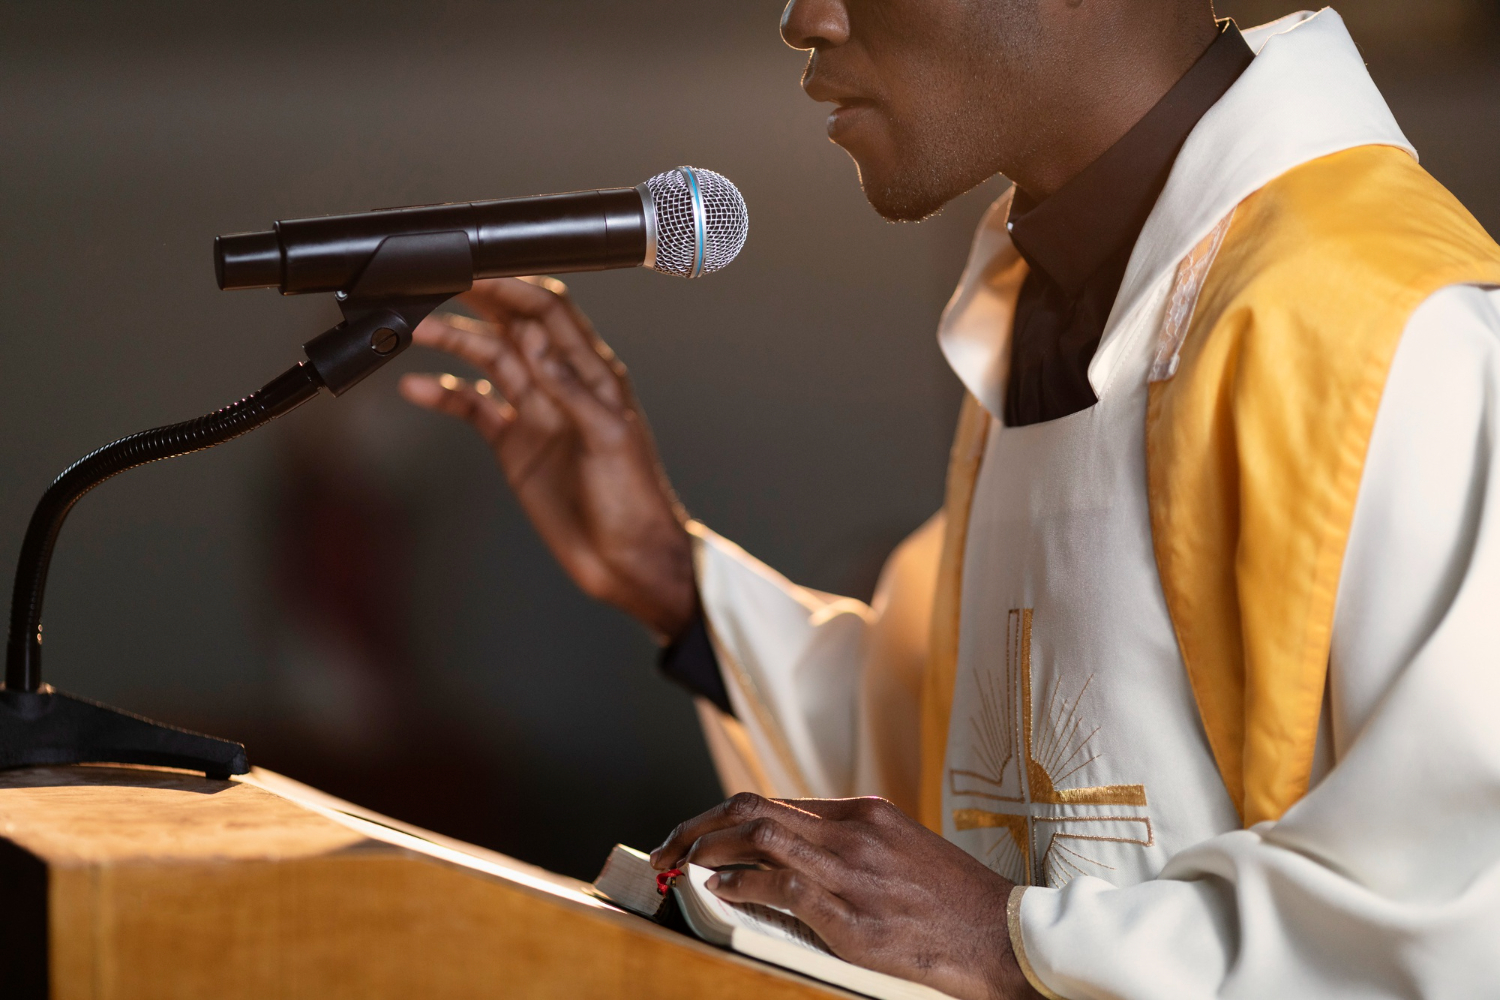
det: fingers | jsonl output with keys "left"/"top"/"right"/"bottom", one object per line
{"left": 461, "top": 277, "right": 627, "bottom": 410}
{"left": 650, "top": 795, "right": 903, "bottom": 869}
{"left": 399, "top": 373, "right": 515, "bottom": 447}
{"left": 651, "top": 793, "right": 825, "bottom": 870}
{"left": 412, "top": 313, "right": 534, "bottom": 405}
{"left": 706, "top": 867, "right": 856, "bottom": 931}
{"left": 773, "top": 796, "right": 902, "bottom": 824}
{"left": 655, "top": 795, "right": 857, "bottom": 942}
{"left": 413, "top": 313, "right": 577, "bottom": 448}
{"left": 685, "top": 815, "right": 843, "bottom": 879}
{"left": 521, "top": 323, "right": 633, "bottom": 450}
{"left": 415, "top": 286, "right": 631, "bottom": 452}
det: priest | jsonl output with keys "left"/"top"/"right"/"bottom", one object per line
{"left": 400, "top": 3, "right": 1500, "bottom": 998}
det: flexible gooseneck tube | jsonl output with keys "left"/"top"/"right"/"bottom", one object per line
{"left": 4, "top": 362, "right": 323, "bottom": 692}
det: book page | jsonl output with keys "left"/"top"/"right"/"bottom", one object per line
{"left": 678, "top": 865, "right": 961, "bottom": 1000}
{"left": 684, "top": 864, "right": 832, "bottom": 955}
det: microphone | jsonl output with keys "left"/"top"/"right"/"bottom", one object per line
{"left": 215, "top": 166, "right": 749, "bottom": 295}
{"left": 0, "top": 168, "right": 750, "bottom": 783}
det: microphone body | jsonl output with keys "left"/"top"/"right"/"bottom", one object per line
{"left": 218, "top": 168, "right": 747, "bottom": 294}
{"left": 216, "top": 187, "right": 650, "bottom": 294}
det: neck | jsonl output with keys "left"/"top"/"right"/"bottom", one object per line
{"left": 1006, "top": 14, "right": 1222, "bottom": 201}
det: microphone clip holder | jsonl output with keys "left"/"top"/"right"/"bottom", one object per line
{"left": 0, "top": 237, "right": 473, "bottom": 779}
{"left": 306, "top": 229, "right": 473, "bottom": 396}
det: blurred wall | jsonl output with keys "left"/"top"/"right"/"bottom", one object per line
{"left": 0, "top": 1, "right": 1496, "bottom": 879}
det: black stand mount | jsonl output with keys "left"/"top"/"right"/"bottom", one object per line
{"left": 0, "top": 233, "right": 472, "bottom": 778}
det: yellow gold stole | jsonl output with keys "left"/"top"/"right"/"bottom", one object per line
{"left": 919, "top": 146, "right": 1500, "bottom": 833}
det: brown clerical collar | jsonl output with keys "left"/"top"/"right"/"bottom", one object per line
{"left": 1006, "top": 21, "right": 1255, "bottom": 297}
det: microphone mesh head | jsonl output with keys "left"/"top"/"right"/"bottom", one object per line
{"left": 644, "top": 167, "right": 748, "bottom": 278}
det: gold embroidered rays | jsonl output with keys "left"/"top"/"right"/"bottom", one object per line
{"left": 949, "top": 610, "right": 1152, "bottom": 887}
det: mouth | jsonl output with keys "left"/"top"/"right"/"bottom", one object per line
{"left": 826, "top": 97, "right": 878, "bottom": 141}
{"left": 802, "top": 61, "right": 880, "bottom": 144}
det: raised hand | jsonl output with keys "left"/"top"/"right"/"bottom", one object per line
{"left": 650, "top": 793, "right": 1042, "bottom": 1000}
{"left": 399, "top": 276, "right": 696, "bottom": 642}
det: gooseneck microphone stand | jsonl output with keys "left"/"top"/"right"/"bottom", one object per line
{"left": 0, "top": 365, "right": 319, "bottom": 778}
{"left": 0, "top": 232, "right": 472, "bottom": 779}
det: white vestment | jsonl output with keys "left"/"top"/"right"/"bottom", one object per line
{"left": 688, "top": 11, "right": 1500, "bottom": 998}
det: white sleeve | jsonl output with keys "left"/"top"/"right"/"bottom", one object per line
{"left": 1014, "top": 285, "right": 1500, "bottom": 1000}
{"left": 690, "top": 515, "right": 942, "bottom": 805}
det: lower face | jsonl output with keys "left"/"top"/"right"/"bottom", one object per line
{"left": 832, "top": 89, "right": 996, "bottom": 222}
{"left": 810, "top": 0, "right": 1038, "bottom": 222}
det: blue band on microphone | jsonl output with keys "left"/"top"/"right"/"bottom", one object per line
{"left": 682, "top": 166, "right": 707, "bottom": 279}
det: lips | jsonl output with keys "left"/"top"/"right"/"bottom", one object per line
{"left": 802, "top": 58, "right": 881, "bottom": 145}
{"left": 826, "top": 98, "right": 877, "bottom": 142}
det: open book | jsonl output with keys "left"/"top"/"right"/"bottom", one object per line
{"left": 591, "top": 845, "right": 959, "bottom": 1000}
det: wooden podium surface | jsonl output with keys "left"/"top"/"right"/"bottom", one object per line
{"left": 0, "top": 764, "right": 853, "bottom": 1000}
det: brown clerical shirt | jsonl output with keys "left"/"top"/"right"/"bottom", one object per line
{"left": 1003, "top": 21, "right": 1253, "bottom": 426}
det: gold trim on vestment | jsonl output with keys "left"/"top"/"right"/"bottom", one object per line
{"left": 1146, "top": 145, "right": 1500, "bottom": 823}
{"left": 918, "top": 394, "right": 993, "bottom": 832}
{"left": 1008, "top": 885, "right": 1066, "bottom": 1000}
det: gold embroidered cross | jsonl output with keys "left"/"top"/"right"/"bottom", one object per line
{"left": 949, "top": 609, "right": 1152, "bottom": 886}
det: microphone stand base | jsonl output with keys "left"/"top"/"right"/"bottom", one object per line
{"left": 0, "top": 686, "right": 247, "bottom": 780}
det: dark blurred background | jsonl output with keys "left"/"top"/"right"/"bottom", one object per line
{"left": 1, "top": 1, "right": 1496, "bottom": 880}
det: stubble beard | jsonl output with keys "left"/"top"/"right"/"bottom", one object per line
{"left": 855, "top": 5, "right": 1038, "bottom": 222}
{"left": 856, "top": 123, "right": 1002, "bottom": 223}
{"left": 853, "top": 87, "right": 1016, "bottom": 223}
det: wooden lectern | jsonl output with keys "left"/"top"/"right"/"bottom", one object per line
{"left": 0, "top": 764, "right": 853, "bottom": 999}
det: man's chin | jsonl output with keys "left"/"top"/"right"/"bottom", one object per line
{"left": 852, "top": 160, "right": 955, "bottom": 223}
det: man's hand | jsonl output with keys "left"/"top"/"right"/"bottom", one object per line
{"left": 398, "top": 276, "right": 696, "bottom": 642}
{"left": 650, "top": 793, "right": 1043, "bottom": 1000}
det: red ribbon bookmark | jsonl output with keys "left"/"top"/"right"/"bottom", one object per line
{"left": 656, "top": 868, "right": 684, "bottom": 896}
